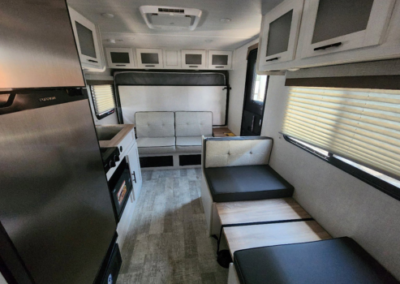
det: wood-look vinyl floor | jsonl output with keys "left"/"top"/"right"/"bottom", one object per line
{"left": 117, "top": 169, "right": 228, "bottom": 284}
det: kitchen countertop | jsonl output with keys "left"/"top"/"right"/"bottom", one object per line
{"left": 97, "top": 124, "right": 135, "bottom": 148}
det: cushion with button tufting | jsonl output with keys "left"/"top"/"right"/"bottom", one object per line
{"left": 135, "top": 112, "right": 175, "bottom": 138}
{"left": 175, "top": 112, "right": 213, "bottom": 137}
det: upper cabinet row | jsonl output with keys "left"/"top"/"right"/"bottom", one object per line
{"left": 258, "top": 0, "right": 400, "bottom": 72}
{"left": 105, "top": 48, "right": 233, "bottom": 70}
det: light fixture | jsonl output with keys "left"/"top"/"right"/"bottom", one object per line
{"left": 101, "top": 13, "right": 115, "bottom": 18}
{"left": 106, "top": 39, "right": 116, "bottom": 44}
{"left": 220, "top": 18, "right": 231, "bottom": 23}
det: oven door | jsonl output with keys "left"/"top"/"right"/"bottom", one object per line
{"left": 108, "top": 157, "right": 133, "bottom": 223}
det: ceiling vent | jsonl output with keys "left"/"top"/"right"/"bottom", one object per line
{"left": 139, "top": 5, "right": 202, "bottom": 31}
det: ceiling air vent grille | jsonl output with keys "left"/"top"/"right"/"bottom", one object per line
{"left": 158, "top": 8, "right": 185, "bottom": 13}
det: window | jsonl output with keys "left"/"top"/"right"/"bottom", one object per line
{"left": 282, "top": 87, "right": 400, "bottom": 200}
{"left": 91, "top": 85, "right": 116, "bottom": 119}
{"left": 252, "top": 75, "right": 268, "bottom": 102}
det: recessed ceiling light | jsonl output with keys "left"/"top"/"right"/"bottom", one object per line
{"left": 101, "top": 13, "right": 115, "bottom": 18}
{"left": 106, "top": 39, "right": 116, "bottom": 44}
{"left": 220, "top": 18, "right": 231, "bottom": 23}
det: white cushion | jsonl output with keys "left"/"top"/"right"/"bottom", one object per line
{"left": 176, "top": 136, "right": 202, "bottom": 146}
{"left": 205, "top": 138, "right": 273, "bottom": 168}
{"left": 135, "top": 112, "right": 175, "bottom": 138}
{"left": 137, "top": 137, "right": 176, "bottom": 148}
{"left": 175, "top": 112, "right": 212, "bottom": 137}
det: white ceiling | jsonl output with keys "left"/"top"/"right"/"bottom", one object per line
{"left": 67, "top": 0, "right": 283, "bottom": 50}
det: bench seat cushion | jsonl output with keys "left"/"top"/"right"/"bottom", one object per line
{"left": 204, "top": 165, "right": 294, "bottom": 202}
{"left": 234, "top": 237, "right": 398, "bottom": 284}
{"left": 137, "top": 137, "right": 175, "bottom": 148}
{"left": 176, "top": 136, "right": 202, "bottom": 146}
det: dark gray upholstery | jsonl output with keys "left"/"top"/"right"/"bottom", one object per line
{"left": 204, "top": 165, "right": 294, "bottom": 202}
{"left": 234, "top": 238, "right": 399, "bottom": 284}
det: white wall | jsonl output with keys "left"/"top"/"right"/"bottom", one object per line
{"left": 0, "top": 273, "right": 7, "bottom": 284}
{"left": 261, "top": 75, "right": 400, "bottom": 280}
{"left": 228, "top": 39, "right": 258, "bottom": 135}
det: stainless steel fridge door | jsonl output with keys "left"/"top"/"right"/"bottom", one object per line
{"left": 0, "top": 0, "right": 84, "bottom": 89}
{"left": 0, "top": 99, "right": 116, "bottom": 284}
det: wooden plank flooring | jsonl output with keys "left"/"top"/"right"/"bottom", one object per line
{"left": 117, "top": 169, "right": 228, "bottom": 284}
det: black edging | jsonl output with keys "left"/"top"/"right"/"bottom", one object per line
{"left": 283, "top": 134, "right": 400, "bottom": 202}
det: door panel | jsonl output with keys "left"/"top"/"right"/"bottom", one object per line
{"left": 240, "top": 49, "right": 268, "bottom": 136}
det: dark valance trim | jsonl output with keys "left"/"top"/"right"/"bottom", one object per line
{"left": 285, "top": 75, "right": 400, "bottom": 90}
{"left": 86, "top": 80, "right": 114, "bottom": 86}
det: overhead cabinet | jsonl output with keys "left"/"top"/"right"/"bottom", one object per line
{"left": 300, "top": 0, "right": 395, "bottom": 58}
{"left": 136, "top": 49, "right": 163, "bottom": 68}
{"left": 181, "top": 50, "right": 207, "bottom": 69}
{"left": 208, "top": 51, "right": 233, "bottom": 69}
{"left": 68, "top": 7, "right": 104, "bottom": 71}
{"left": 106, "top": 48, "right": 135, "bottom": 69}
{"left": 163, "top": 50, "right": 181, "bottom": 69}
{"left": 259, "top": 0, "right": 304, "bottom": 67}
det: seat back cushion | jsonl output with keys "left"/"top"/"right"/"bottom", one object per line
{"left": 205, "top": 138, "right": 272, "bottom": 168}
{"left": 175, "top": 111, "right": 212, "bottom": 137}
{"left": 135, "top": 112, "right": 175, "bottom": 138}
{"left": 234, "top": 237, "right": 399, "bottom": 284}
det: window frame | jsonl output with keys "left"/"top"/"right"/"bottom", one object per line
{"left": 283, "top": 134, "right": 400, "bottom": 201}
{"left": 90, "top": 84, "right": 116, "bottom": 120}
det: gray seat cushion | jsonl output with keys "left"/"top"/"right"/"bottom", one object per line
{"left": 176, "top": 136, "right": 202, "bottom": 146}
{"left": 175, "top": 112, "right": 212, "bottom": 137}
{"left": 234, "top": 238, "right": 399, "bottom": 284}
{"left": 135, "top": 112, "right": 175, "bottom": 138}
{"left": 137, "top": 137, "right": 175, "bottom": 148}
{"left": 204, "top": 165, "right": 294, "bottom": 202}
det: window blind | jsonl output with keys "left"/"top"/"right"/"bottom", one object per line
{"left": 91, "top": 85, "right": 115, "bottom": 115}
{"left": 282, "top": 87, "right": 400, "bottom": 179}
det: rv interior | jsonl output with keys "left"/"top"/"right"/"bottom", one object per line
{"left": 1, "top": 0, "right": 400, "bottom": 283}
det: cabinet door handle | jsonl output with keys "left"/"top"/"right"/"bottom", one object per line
{"left": 116, "top": 64, "right": 126, "bottom": 67}
{"left": 132, "top": 171, "right": 137, "bottom": 183}
{"left": 145, "top": 65, "right": 155, "bottom": 67}
{"left": 215, "top": 66, "right": 224, "bottom": 68}
{"left": 251, "top": 115, "right": 255, "bottom": 132}
{"left": 266, "top": 57, "right": 280, "bottom": 62}
{"left": 88, "top": 59, "right": 98, "bottom": 63}
{"left": 189, "top": 66, "right": 198, "bottom": 68}
{"left": 314, "top": 42, "right": 342, "bottom": 51}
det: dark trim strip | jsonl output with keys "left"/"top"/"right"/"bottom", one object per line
{"left": 283, "top": 134, "right": 400, "bottom": 201}
{"left": 86, "top": 80, "right": 114, "bottom": 86}
{"left": 285, "top": 75, "right": 400, "bottom": 90}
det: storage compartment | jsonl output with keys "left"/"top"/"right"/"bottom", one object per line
{"left": 68, "top": 7, "right": 103, "bottom": 71}
{"left": 181, "top": 50, "right": 206, "bottom": 69}
{"left": 208, "top": 51, "right": 232, "bottom": 69}
{"left": 258, "top": 0, "right": 304, "bottom": 67}
{"left": 163, "top": 50, "right": 181, "bottom": 69}
{"left": 136, "top": 49, "right": 163, "bottom": 68}
{"left": 179, "top": 154, "right": 201, "bottom": 166}
{"left": 300, "top": 0, "right": 395, "bottom": 58}
{"left": 106, "top": 48, "right": 135, "bottom": 69}
{"left": 139, "top": 156, "right": 174, "bottom": 168}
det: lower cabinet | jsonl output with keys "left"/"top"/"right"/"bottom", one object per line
{"left": 127, "top": 142, "right": 143, "bottom": 199}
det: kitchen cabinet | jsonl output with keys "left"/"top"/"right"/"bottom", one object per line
{"left": 299, "top": 0, "right": 395, "bottom": 59}
{"left": 68, "top": 7, "right": 104, "bottom": 71}
{"left": 127, "top": 143, "right": 142, "bottom": 199}
{"left": 258, "top": 0, "right": 304, "bottom": 67}
{"left": 208, "top": 51, "right": 233, "bottom": 70}
{"left": 181, "top": 50, "right": 207, "bottom": 69}
{"left": 106, "top": 48, "right": 135, "bottom": 69}
{"left": 163, "top": 50, "right": 181, "bottom": 69}
{"left": 136, "top": 48, "right": 164, "bottom": 68}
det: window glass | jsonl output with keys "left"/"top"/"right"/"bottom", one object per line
{"left": 252, "top": 75, "right": 268, "bottom": 102}
{"left": 267, "top": 10, "right": 293, "bottom": 56}
{"left": 141, "top": 53, "right": 159, "bottom": 64}
{"left": 91, "top": 85, "right": 115, "bottom": 115}
{"left": 111, "top": 52, "right": 130, "bottom": 64}
{"left": 75, "top": 22, "right": 96, "bottom": 58}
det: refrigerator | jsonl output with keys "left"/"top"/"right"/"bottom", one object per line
{"left": 0, "top": 1, "right": 116, "bottom": 283}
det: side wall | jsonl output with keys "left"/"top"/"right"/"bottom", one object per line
{"left": 261, "top": 75, "right": 400, "bottom": 279}
{"left": 228, "top": 39, "right": 258, "bottom": 135}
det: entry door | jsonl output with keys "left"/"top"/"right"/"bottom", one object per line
{"left": 240, "top": 49, "right": 268, "bottom": 136}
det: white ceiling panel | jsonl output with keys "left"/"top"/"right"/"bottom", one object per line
{"left": 67, "top": 0, "right": 283, "bottom": 50}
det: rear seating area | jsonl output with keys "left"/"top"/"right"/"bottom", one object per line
{"left": 201, "top": 136, "right": 399, "bottom": 284}
{"left": 136, "top": 111, "right": 212, "bottom": 169}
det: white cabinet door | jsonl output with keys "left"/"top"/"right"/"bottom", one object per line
{"left": 106, "top": 48, "right": 135, "bottom": 69}
{"left": 127, "top": 143, "right": 142, "bottom": 199}
{"left": 259, "top": 0, "right": 304, "bottom": 68}
{"left": 164, "top": 50, "right": 181, "bottom": 69}
{"left": 68, "top": 7, "right": 104, "bottom": 71}
{"left": 300, "top": 0, "right": 395, "bottom": 59}
{"left": 136, "top": 48, "right": 164, "bottom": 68}
{"left": 181, "top": 50, "right": 207, "bottom": 69}
{"left": 208, "top": 51, "right": 233, "bottom": 70}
